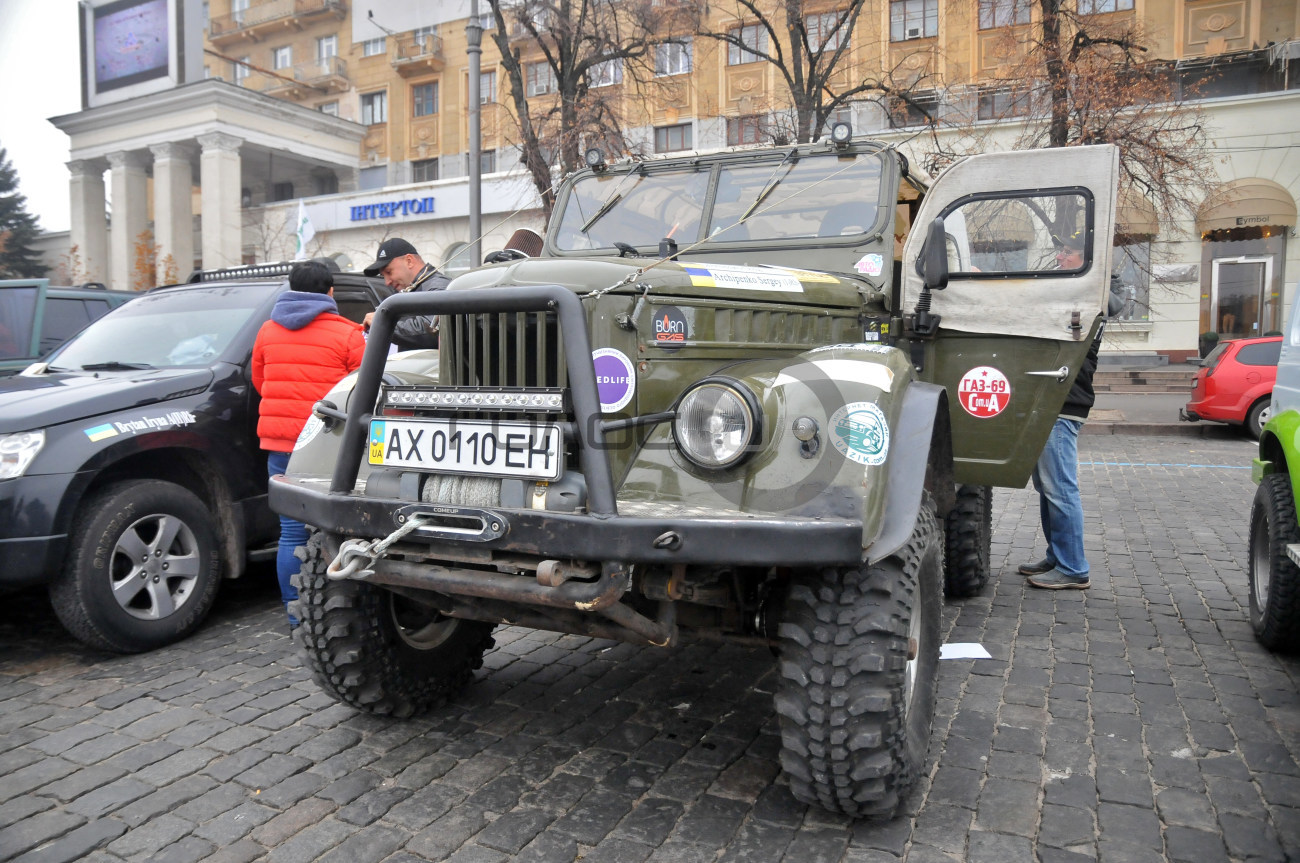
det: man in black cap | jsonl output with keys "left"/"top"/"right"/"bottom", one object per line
{"left": 362, "top": 237, "right": 450, "bottom": 350}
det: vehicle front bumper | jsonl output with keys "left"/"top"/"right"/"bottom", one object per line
{"left": 269, "top": 474, "right": 864, "bottom": 568}
{"left": 0, "top": 472, "right": 80, "bottom": 586}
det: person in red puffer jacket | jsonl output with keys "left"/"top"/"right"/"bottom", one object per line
{"left": 252, "top": 261, "right": 365, "bottom": 629}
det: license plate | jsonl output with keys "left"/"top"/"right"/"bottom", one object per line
{"left": 368, "top": 418, "right": 563, "bottom": 480}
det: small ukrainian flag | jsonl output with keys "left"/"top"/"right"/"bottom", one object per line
{"left": 368, "top": 421, "right": 387, "bottom": 464}
{"left": 84, "top": 423, "right": 118, "bottom": 442}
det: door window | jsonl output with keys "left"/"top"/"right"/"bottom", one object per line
{"left": 0, "top": 286, "right": 38, "bottom": 359}
{"left": 1212, "top": 257, "right": 1275, "bottom": 338}
{"left": 941, "top": 190, "right": 1094, "bottom": 276}
{"left": 40, "top": 298, "right": 94, "bottom": 354}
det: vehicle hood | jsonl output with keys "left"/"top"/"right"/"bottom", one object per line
{"left": 447, "top": 256, "right": 871, "bottom": 308}
{"left": 0, "top": 367, "right": 217, "bottom": 433}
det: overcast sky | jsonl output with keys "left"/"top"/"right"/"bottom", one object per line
{"left": 0, "top": 0, "right": 81, "bottom": 233}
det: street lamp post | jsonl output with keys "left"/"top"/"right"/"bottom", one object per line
{"left": 467, "top": 1, "right": 483, "bottom": 267}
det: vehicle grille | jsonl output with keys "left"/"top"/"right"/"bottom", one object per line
{"left": 710, "top": 307, "right": 856, "bottom": 347}
{"left": 442, "top": 311, "right": 567, "bottom": 389}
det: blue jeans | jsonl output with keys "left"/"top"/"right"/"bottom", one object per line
{"left": 267, "top": 451, "right": 304, "bottom": 625}
{"left": 1030, "top": 417, "right": 1089, "bottom": 579}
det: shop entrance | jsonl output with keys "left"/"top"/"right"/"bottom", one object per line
{"left": 1211, "top": 255, "right": 1276, "bottom": 338}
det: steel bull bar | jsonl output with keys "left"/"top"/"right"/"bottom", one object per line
{"left": 272, "top": 284, "right": 863, "bottom": 646}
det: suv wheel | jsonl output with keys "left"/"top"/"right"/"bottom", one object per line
{"left": 944, "top": 484, "right": 992, "bottom": 598}
{"left": 291, "top": 532, "right": 496, "bottom": 717}
{"left": 1248, "top": 473, "right": 1300, "bottom": 651}
{"left": 51, "top": 480, "right": 222, "bottom": 653}
{"left": 774, "top": 494, "right": 942, "bottom": 817}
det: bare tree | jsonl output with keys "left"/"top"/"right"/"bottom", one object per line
{"left": 487, "top": 0, "right": 687, "bottom": 218}
{"left": 965, "top": 1, "right": 1213, "bottom": 228}
{"left": 694, "top": 0, "right": 944, "bottom": 144}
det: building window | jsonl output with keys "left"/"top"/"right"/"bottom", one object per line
{"left": 412, "top": 82, "right": 439, "bottom": 117}
{"left": 234, "top": 56, "right": 250, "bottom": 86}
{"left": 272, "top": 45, "right": 292, "bottom": 70}
{"left": 590, "top": 59, "right": 623, "bottom": 88}
{"left": 412, "top": 158, "right": 439, "bottom": 182}
{"left": 361, "top": 91, "right": 388, "bottom": 125}
{"left": 820, "top": 105, "right": 853, "bottom": 136}
{"left": 270, "top": 181, "right": 294, "bottom": 201}
{"left": 976, "top": 87, "right": 1029, "bottom": 119}
{"left": 318, "top": 101, "right": 338, "bottom": 116}
{"left": 890, "top": 0, "right": 938, "bottom": 41}
{"left": 888, "top": 91, "right": 940, "bottom": 127}
{"left": 655, "top": 40, "right": 692, "bottom": 76}
{"left": 526, "top": 61, "right": 557, "bottom": 96}
{"left": 413, "top": 25, "right": 439, "bottom": 47}
{"left": 728, "top": 25, "right": 767, "bottom": 65}
{"left": 655, "top": 123, "right": 693, "bottom": 152}
{"left": 806, "top": 13, "right": 845, "bottom": 53}
{"left": 362, "top": 37, "right": 386, "bottom": 57}
{"left": 313, "top": 173, "right": 338, "bottom": 195}
{"left": 479, "top": 70, "right": 497, "bottom": 103}
{"left": 359, "top": 165, "right": 387, "bottom": 190}
{"left": 726, "top": 115, "right": 767, "bottom": 145}
{"left": 479, "top": 149, "right": 497, "bottom": 173}
{"left": 1079, "top": 0, "right": 1134, "bottom": 12}
{"left": 317, "top": 35, "right": 337, "bottom": 59}
{"left": 978, "top": 0, "right": 1030, "bottom": 29}
{"left": 1112, "top": 241, "right": 1150, "bottom": 321}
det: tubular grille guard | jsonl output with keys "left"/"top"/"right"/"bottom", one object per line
{"left": 444, "top": 310, "right": 568, "bottom": 389}
{"left": 335, "top": 285, "right": 617, "bottom": 516}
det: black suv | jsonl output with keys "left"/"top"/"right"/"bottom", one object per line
{"left": 0, "top": 262, "right": 390, "bottom": 652}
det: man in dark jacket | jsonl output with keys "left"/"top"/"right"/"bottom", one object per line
{"left": 1019, "top": 261, "right": 1123, "bottom": 590}
{"left": 361, "top": 237, "right": 450, "bottom": 350}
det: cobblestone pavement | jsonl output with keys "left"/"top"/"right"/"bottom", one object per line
{"left": 2, "top": 435, "right": 1298, "bottom": 863}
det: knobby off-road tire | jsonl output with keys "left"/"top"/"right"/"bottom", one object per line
{"left": 50, "top": 479, "right": 222, "bottom": 653}
{"left": 291, "top": 533, "right": 496, "bottom": 717}
{"left": 943, "top": 484, "right": 992, "bottom": 598}
{"left": 1248, "top": 474, "right": 1300, "bottom": 651}
{"left": 775, "top": 495, "right": 943, "bottom": 817}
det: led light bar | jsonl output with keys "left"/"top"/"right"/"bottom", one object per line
{"left": 381, "top": 386, "right": 568, "bottom": 412}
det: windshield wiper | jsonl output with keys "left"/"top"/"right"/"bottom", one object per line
{"left": 738, "top": 150, "right": 798, "bottom": 223}
{"left": 81, "top": 361, "right": 155, "bottom": 371}
{"left": 580, "top": 165, "right": 644, "bottom": 233}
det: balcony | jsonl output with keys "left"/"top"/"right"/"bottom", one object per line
{"left": 209, "top": 0, "right": 347, "bottom": 47}
{"left": 258, "top": 56, "right": 351, "bottom": 98}
{"left": 391, "top": 31, "right": 444, "bottom": 77}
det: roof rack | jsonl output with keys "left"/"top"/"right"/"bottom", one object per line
{"left": 185, "top": 257, "right": 341, "bottom": 284}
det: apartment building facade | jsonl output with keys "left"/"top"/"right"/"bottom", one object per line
{"left": 55, "top": 0, "right": 1297, "bottom": 359}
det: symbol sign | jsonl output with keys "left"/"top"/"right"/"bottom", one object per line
{"left": 957, "top": 366, "right": 1011, "bottom": 418}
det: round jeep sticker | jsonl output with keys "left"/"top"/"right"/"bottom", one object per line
{"left": 652, "top": 305, "right": 688, "bottom": 350}
{"left": 592, "top": 348, "right": 636, "bottom": 413}
{"left": 958, "top": 366, "right": 1011, "bottom": 418}
{"left": 830, "top": 402, "right": 890, "bottom": 466}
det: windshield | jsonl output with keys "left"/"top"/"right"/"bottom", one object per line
{"left": 552, "top": 150, "right": 889, "bottom": 253}
{"left": 48, "top": 285, "right": 268, "bottom": 370}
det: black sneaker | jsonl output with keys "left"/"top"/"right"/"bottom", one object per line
{"left": 1017, "top": 558, "right": 1054, "bottom": 576}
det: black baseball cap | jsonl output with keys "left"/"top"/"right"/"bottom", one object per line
{"left": 364, "top": 238, "right": 419, "bottom": 276}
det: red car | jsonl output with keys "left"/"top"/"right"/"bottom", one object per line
{"left": 1181, "top": 335, "right": 1281, "bottom": 438}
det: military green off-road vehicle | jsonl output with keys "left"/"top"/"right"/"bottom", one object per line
{"left": 270, "top": 136, "right": 1119, "bottom": 815}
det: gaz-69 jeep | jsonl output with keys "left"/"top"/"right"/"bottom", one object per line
{"left": 271, "top": 137, "right": 1120, "bottom": 815}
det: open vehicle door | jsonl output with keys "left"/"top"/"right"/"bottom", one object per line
{"left": 901, "top": 144, "right": 1120, "bottom": 487}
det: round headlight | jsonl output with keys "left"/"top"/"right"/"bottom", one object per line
{"left": 673, "top": 381, "right": 759, "bottom": 469}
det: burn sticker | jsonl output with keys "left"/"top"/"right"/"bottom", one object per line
{"left": 652, "top": 306, "right": 688, "bottom": 350}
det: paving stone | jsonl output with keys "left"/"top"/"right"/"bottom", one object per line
{"left": 406, "top": 807, "right": 490, "bottom": 860}
{"left": 0, "top": 810, "right": 87, "bottom": 857}
{"left": 104, "top": 813, "right": 194, "bottom": 859}
{"left": 8, "top": 817, "right": 124, "bottom": 863}
{"left": 475, "top": 807, "right": 556, "bottom": 854}
{"left": 337, "top": 785, "right": 416, "bottom": 827}
{"left": 0, "top": 758, "right": 80, "bottom": 802}
{"left": 141, "top": 835, "right": 217, "bottom": 863}
{"left": 250, "top": 797, "right": 338, "bottom": 846}
{"left": 191, "top": 801, "right": 277, "bottom": 845}
{"left": 112, "top": 775, "right": 220, "bottom": 827}
{"left": 1164, "top": 826, "right": 1230, "bottom": 863}
{"left": 266, "top": 817, "right": 353, "bottom": 863}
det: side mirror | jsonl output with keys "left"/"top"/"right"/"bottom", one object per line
{"left": 917, "top": 217, "right": 949, "bottom": 291}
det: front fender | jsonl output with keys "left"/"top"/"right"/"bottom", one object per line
{"left": 620, "top": 344, "right": 941, "bottom": 555}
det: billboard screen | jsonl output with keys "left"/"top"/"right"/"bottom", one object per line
{"left": 93, "top": 0, "right": 170, "bottom": 93}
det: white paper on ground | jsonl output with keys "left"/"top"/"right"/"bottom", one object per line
{"left": 940, "top": 643, "right": 992, "bottom": 660}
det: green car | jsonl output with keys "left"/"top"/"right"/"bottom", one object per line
{"left": 1249, "top": 285, "right": 1300, "bottom": 652}
{"left": 0, "top": 279, "right": 136, "bottom": 375}
{"left": 271, "top": 136, "right": 1121, "bottom": 816}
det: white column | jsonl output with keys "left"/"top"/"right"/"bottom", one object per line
{"left": 67, "top": 159, "right": 108, "bottom": 285}
{"left": 197, "top": 132, "right": 244, "bottom": 271}
{"left": 149, "top": 143, "right": 195, "bottom": 284}
{"left": 106, "top": 150, "right": 150, "bottom": 291}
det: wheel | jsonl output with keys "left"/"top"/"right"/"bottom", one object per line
{"left": 944, "top": 484, "right": 992, "bottom": 598}
{"left": 291, "top": 533, "right": 496, "bottom": 717}
{"left": 50, "top": 480, "right": 222, "bottom": 653}
{"left": 774, "top": 494, "right": 943, "bottom": 817}
{"left": 1247, "top": 397, "right": 1272, "bottom": 440}
{"left": 1247, "top": 474, "right": 1300, "bottom": 651}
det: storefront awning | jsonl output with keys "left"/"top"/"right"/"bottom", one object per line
{"left": 1197, "top": 178, "right": 1297, "bottom": 233}
{"left": 1115, "top": 189, "right": 1158, "bottom": 239}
